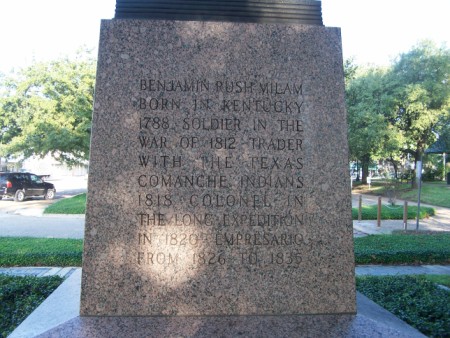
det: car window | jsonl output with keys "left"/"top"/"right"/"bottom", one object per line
{"left": 30, "top": 174, "right": 43, "bottom": 183}
{"left": 12, "top": 174, "right": 22, "bottom": 181}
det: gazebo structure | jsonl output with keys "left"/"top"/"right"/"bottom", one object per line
{"left": 425, "top": 137, "right": 450, "bottom": 184}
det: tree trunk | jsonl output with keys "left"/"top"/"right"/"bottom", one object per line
{"left": 388, "top": 158, "right": 398, "bottom": 179}
{"left": 392, "top": 161, "right": 398, "bottom": 179}
{"left": 361, "top": 155, "right": 370, "bottom": 185}
{"left": 355, "top": 161, "right": 360, "bottom": 181}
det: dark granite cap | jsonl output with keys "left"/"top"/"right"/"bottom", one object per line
{"left": 114, "top": 0, "right": 323, "bottom": 25}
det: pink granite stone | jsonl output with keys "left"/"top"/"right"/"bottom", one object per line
{"left": 81, "top": 19, "right": 356, "bottom": 316}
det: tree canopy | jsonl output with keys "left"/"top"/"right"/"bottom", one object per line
{"left": 346, "top": 41, "right": 450, "bottom": 185}
{"left": 0, "top": 50, "right": 96, "bottom": 166}
{"left": 346, "top": 67, "right": 403, "bottom": 183}
{"left": 387, "top": 41, "right": 450, "bottom": 164}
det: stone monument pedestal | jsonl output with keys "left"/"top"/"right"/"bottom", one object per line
{"left": 82, "top": 18, "right": 357, "bottom": 318}
{"left": 9, "top": 270, "right": 425, "bottom": 337}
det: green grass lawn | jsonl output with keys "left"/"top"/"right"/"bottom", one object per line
{"left": 353, "top": 181, "right": 450, "bottom": 208}
{"left": 0, "top": 275, "right": 63, "bottom": 337}
{"left": 398, "top": 182, "right": 450, "bottom": 208}
{"left": 421, "top": 274, "right": 450, "bottom": 288}
{"left": 0, "top": 238, "right": 83, "bottom": 267}
{"left": 356, "top": 275, "right": 450, "bottom": 337}
{"left": 44, "top": 193, "right": 86, "bottom": 214}
{"left": 352, "top": 205, "right": 435, "bottom": 220}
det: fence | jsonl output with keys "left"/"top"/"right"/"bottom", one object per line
{"left": 357, "top": 195, "right": 410, "bottom": 230}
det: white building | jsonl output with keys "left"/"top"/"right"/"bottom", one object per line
{"left": 1, "top": 154, "right": 88, "bottom": 178}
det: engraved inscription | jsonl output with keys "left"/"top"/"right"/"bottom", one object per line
{"left": 136, "top": 77, "right": 307, "bottom": 269}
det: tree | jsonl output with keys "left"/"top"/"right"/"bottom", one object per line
{"left": 0, "top": 74, "right": 21, "bottom": 148}
{"left": 0, "top": 49, "right": 96, "bottom": 166}
{"left": 386, "top": 41, "right": 450, "bottom": 187}
{"left": 344, "top": 57, "right": 358, "bottom": 84}
{"left": 346, "top": 67, "right": 399, "bottom": 183}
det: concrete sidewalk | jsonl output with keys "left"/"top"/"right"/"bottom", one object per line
{"left": 3, "top": 265, "right": 450, "bottom": 278}
{"left": 0, "top": 213, "right": 84, "bottom": 238}
{"left": 0, "top": 267, "right": 78, "bottom": 278}
{"left": 352, "top": 193, "right": 450, "bottom": 236}
{"left": 353, "top": 219, "right": 450, "bottom": 236}
{"left": 355, "top": 264, "right": 450, "bottom": 276}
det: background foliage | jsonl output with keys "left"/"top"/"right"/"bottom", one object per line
{"left": 0, "top": 49, "right": 95, "bottom": 166}
{"left": 346, "top": 41, "right": 450, "bottom": 185}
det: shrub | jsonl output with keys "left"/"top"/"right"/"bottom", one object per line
{"left": 357, "top": 275, "right": 450, "bottom": 337}
{"left": 352, "top": 205, "right": 435, "bottom": 220}
{"left": 354, "top": 233, "right": 450, "bottom": 265}
{"left": 0, "top": 275, "right": 63, "bottom": 337}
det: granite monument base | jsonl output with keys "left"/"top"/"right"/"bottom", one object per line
{"left": 10, "top": 271, "right": 425, "bottom": 338}
{"left": 38, "top": 312, "right": 425, "bottom": 338}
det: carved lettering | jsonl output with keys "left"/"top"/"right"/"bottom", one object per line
{"left": 215, "top": 80, "right": 255, "bottom": 93}
{"left": 278, "top": 119, "right": 304, "bottom": 132}
{"left": 189, "top": 194, "right": 271, "bottom": 208}
{"left": 139, "top": 98, "right": 181, "bottom": 110}
{"left": 140, "top": 79, "right": 209, "bottom": 92}
{"left": 221, "top": 213, "right": 304, "bottom": 227}
{"left": 182, "top": 117, "right": 241, "bottom": 131}
{"left": 240, "top": 175, "right": 303, "bottom": 189}
{"left": 138, "top": 155, "right": 181, "bottom": 168}
{"left": 139, "top": 136, "right": 167, "bottom": 149}
{"left": 215, "top": 232, "right": 304, "bottom": 246}
{"left": 250, "top": 157, "right": 303, "bottom": 170}
{"left": 138, "top": 174, "right": 229, "bottom": 189}
{"left": 259, "top": 82, "right": 302, "bottom": 95}
{"left": 220, "top": 99, "right": 303, "bottom": 114}
{"left": 250, "top": 138, "right": 302, "bottom": 151}
{"left": 137, "top": 252, "right": 179, "bottom": 265}
{"left": 201, "top": 156, "right": 233, "bottom": 169}
{"left": 134, "top": 76, "right": 308, "bottom": 270}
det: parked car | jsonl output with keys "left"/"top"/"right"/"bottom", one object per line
{"left": 0, "top": 172, "right": 56, "bottom": 202}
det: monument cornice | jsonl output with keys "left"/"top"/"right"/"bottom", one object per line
{"left": 115, "top": 0, "right": 323, "bottom": 25}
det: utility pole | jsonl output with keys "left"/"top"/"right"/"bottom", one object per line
{"left": 416, "top": 156, "right": 423, "bottom": 231}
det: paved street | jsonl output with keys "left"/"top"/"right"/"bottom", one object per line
{"left": 0, "top": 175, "right": 87, "bottom": 214}
{"left": 0, "top": 176, "right": 86, "bottom": 238}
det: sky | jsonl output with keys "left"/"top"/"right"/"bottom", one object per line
{"left": 0, "top": 0, "right": 449, "bottom": 73}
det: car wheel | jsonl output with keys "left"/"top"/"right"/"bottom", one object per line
{"left": 14, "top": 190, "right": 26, "bottom": 202}
{"left": 45, "top": 189, "right": 55, "bottom": 200}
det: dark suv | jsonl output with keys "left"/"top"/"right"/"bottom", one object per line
{"left": 0, "top": 172, "right": 56, "bottom": 202}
